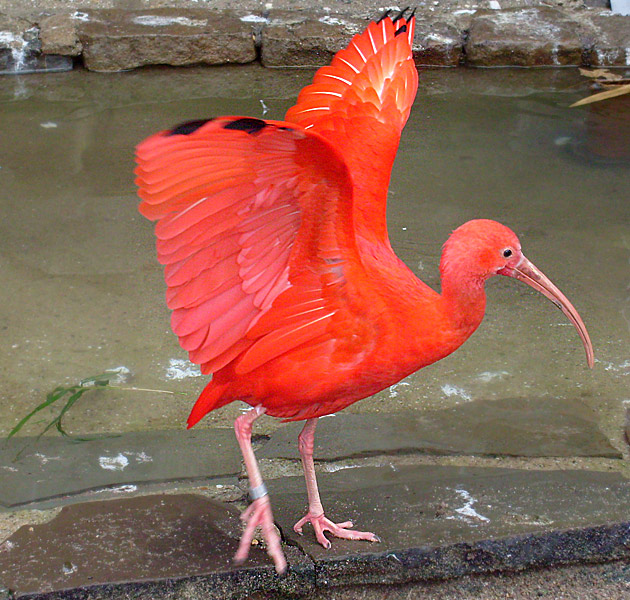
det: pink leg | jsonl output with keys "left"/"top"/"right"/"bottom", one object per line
{"left": 233, "top": 405, "right": 287, "bottom": 574}
{"left": 293, "top": 418, "right": 380, "bottom": 548}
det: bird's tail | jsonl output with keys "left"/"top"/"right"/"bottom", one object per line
{"left": 187, "top": 380, "right": 232, "bottom": 428}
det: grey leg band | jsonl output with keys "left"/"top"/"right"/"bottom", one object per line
{"left": 249, "top": 482, "right": 268, "bottom": 501}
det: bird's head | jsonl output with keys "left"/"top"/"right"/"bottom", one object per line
{"left": 441, "top": 219, "right": 594, "bottom": 368}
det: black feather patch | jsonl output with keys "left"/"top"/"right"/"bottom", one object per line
{"left": 167, "top": 119, "right": 213, "bottom": 136}
{"left": 394, "top": 24, "right": 408, "bottom": 36}
{"left": 377, "top": 9, "right": 392, "bottom": 23}
{"left": 223, "top": 117, "right": 267, "bottom": 135}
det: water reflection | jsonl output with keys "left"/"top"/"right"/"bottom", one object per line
{"left": 583, "top": 93, "right": 630, "bottom": 163}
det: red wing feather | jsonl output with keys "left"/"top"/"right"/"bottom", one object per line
{"left": 135, "top": 118, "right": 358, "bottom": 376}
{"left": 284, "top": 13, "right": 418, "bottom": 245}
{"left": 136, "top": 13, "right": 417, "bottom": 426}
{"left": 286, "top": 15, "right": 417, "bottom": 131}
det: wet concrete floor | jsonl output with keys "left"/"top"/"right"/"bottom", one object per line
{"left": 0, "top": 65, "right": 628, "bottom": 442}
{"left": 0, "top": 65, "right": 629, "bottom": 596}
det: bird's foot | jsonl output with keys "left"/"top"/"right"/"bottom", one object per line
{"left": 293, "top": 512, "right": 381, "bottom": 549}
{"left": 235, "top": 495, "right": 287, "bottom": 574}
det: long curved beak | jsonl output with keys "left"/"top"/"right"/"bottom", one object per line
{"left": 498, "top": 256, "right": 594, "bottom": 368}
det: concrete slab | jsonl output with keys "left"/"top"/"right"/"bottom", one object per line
{"left": 269, "top": 465, "right": 630, "bottom": 585}
{"left": 1, "top": 466, "right": 628, "bottom": 598}
{"left": 258, "top": 398, "right": 621, "bottom": 462}
{"left": 0, "top": 494, "right": 312, "bottom": 598}
{"left": 0, "top": 429, "right": 241, "bottom": 508}
{"left": 302, "top": 561, "right": 630, "bottom": 600}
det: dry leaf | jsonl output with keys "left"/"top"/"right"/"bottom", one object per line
{"left": 578, "top": 68, "right": 623, "bottom": 81}
{"left": 570, "top": 83, "right": 630, "bottom": 107}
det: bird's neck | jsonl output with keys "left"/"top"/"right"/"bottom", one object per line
{"left": 439, "top": 270, "right": 487, "bottom": 337}
{"left": 438, "top": 244, "right": 488, "bottom": 341}
{"left": 355, "top": 238, "right": 487, "bottom": 371}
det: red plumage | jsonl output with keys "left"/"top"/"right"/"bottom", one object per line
{"left": 135, "top": 10, "right": 592, "bottom": 573}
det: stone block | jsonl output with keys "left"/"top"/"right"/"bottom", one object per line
{"left": 0, "top": 13, "right": 73, "bottom": 74}
{"left": 78, "top": 9, "right": 257, "bottom": 72}
{"left": 261, "top": 12, "right": 363, "bottom": 67}
{"left": 0, "top": 14, "right": 39, "bottom": 73}
{"left": 582, "top": 13, "right": 630, "bottom": 66}
{"left": 39, "top": 13, "right": 82, "bottom": 56}
{"left": 413, "top": 11, "right": 472, "bottom": 67}
{"left": 466, "top": 8, "right": 585, "bottom": 66}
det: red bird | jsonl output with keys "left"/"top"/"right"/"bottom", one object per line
{"left": 135, "top": 9, "right": 594, "bottom": 574}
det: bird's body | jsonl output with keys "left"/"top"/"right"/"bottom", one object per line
{"left": 135, "top": 9, "right": 593, "bottom": 574}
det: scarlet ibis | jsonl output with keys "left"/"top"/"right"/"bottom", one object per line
{"left": 135, "top": 9, "right": 594, "bottom": 574}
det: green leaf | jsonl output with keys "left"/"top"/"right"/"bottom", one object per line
{"left": 8, "top": 373, "right": 115, "bottom": 441}
{"left": 7, "top": 385, "right": 73, "bottom": 439}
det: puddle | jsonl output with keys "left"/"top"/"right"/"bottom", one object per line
{"left": 0, "top": 66, "right": 628, "bottom": 447}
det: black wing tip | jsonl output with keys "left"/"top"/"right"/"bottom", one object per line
{"left": 393, "top": 6, "right": 411, "bottom": 23}
{"left": 376, "top": 6, "right": 416, "bottom": 25}
{"left": 223, "top": 117, "right": 267, "bottom": 135}
{"left": 167, "top": 119, "right": 214, "bottom": 136}
{"left": 376, "top": 8, "right": 392, "bottom": 23}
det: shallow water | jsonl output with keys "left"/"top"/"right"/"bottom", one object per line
{"left": 0, "top": 66, "right": 628, "bottom": 449}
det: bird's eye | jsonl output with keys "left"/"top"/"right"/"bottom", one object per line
{"left": 502, "top": 248, "right": 513, "bottom": 258}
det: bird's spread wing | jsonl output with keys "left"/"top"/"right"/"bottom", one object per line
{"left": 285, "top": 11, "right": 417, "bottom": 242}
{"left": 135, "top": 116, "right": 362, "bottom": 376}
{"left": 286, "top": 11, "right": 417, "bottom": 131}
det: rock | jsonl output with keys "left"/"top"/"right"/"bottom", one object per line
{"left": 263, "top": 10, "right": 467, "bottom": 68}
{"left": 0, "top": 14, "right": 39, "bottom": 72}
{"left": 261, "top": 12, "right": 364, "bottom": 67}
{"left": 78, "top": 9, "right": 257, "bottom": 72}
{"left": 413, "top": 14, "right": 468, "bottom": 67}
{"left": 39, "top": 13, "right": 82, "bottom": 56}
{"left": 583, "top": 0, "right": 611, "bottom": 7}
{"left": 0, "top": 14, "right": 72, "bottom": 73}
{"left": 583, "top": 13, "right": 630, "bottom": 66}
{"left": 466, "top": 8, "right": 585, "bottom": 66}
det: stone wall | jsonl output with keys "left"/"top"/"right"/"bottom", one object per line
{"left": 0, "top": 4, "right": 629, "bottom": 72}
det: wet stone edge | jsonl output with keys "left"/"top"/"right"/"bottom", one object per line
{"left": 9, "top": 521, "right": 630, "bottom": 600}
{"left": 311, "top": 521, "right": 630, "bottom": 588}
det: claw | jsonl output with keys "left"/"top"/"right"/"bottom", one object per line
{"left": 235, "top": 496, "right": 287, "bottom": 574}
{"left": 293, "top": 512, "right": 380, "bottom": 549}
